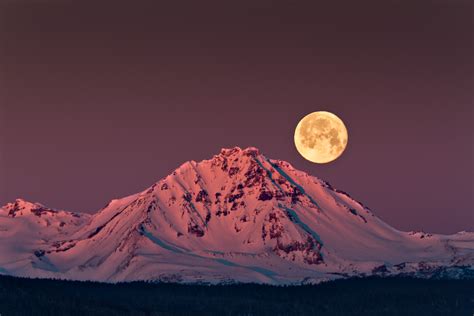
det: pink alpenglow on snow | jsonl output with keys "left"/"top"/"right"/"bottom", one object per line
{"left": 0, "top": 147, "right": 472, "bottom": 284}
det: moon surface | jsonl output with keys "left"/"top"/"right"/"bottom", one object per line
{"left": 294, "top": 111, "right": 348, "bottom": 164}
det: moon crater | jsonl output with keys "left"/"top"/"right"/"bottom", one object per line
{"left": 294, "top": 111, "right": 348, "bottom": 163}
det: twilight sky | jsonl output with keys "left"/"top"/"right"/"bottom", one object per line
{"left": 0, "top": 0, "right": 472, "bottom": 234}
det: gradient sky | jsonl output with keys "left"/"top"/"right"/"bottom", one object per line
{"left": 1, "top": 0, "right": 472, "bottom": 234}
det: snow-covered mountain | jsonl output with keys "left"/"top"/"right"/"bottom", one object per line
{"left": 1, "top": 147, "right": 472, "bottom": 284}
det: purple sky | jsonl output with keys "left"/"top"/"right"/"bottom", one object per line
{"left": 1, "top": 1, "right": 472, "bottom": 234}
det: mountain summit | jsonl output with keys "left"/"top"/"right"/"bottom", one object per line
{"left": 1, "top": 147, "right": 472, "bottom": 284}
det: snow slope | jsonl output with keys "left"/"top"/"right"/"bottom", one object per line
{"left": 0, "top": 147, "right": 472, "bottom": 284}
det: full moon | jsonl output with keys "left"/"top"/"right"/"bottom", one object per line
{"left": 294, "top": 111, "right": 348, "bottom": 164}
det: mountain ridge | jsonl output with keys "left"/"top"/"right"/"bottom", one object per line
{"left": 1, "top": 146, "right": 473, "bottom": 284}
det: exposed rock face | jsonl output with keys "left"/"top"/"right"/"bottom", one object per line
{"left": 0, "top": 147, "right": 472, "bottom": 284}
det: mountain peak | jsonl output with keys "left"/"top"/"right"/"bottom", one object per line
{"left": 218, "top": 146, "right": 261, "bottom": 158}
{"left": 2, "top": 198, "right": 45, "bottom": 215}
{"left": 0, "top": 147, "right": 472, "bottom": 284}
{"left": 1, "top": 198, "right": 88, "bottom": 221}
{"left": 14, "top": 198, "right": 41, "bottom": 206}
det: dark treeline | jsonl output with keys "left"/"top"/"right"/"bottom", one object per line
{"left": 0, "top": 275, "right": 472, "bottom": 315}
